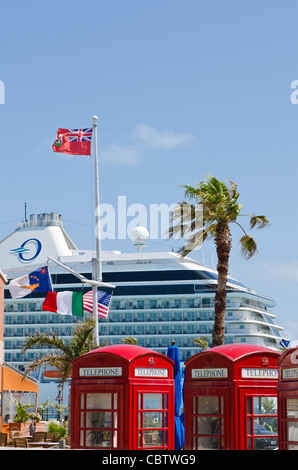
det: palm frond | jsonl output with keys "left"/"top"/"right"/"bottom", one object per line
{"left": 22, "top": 352, "right": 68, "bottom": 380}
{"left": 121, "top": 336, "right": 138, "bottom": 345}
{"left": 239, "top": 234, "right": 258, "bottom": 259}
{"left": 227, "top": 179, "right": 239, "bottom": 200}
{"left": 249, "top": 214, "right": 271, "bottom": 229}
{"left": 183, "top": 185, "right": 201, "bottom": 200}
{"left": 22, "top": 318, "right": 97, "bottom": 384}
{"left": 70, "top": 318, "right": 97, "bottom": 356}
{"left": 178, "top": 224, "right": 217, "bottom": 258}
{"left": 22, "top": 331, "right": 69, "bottom": 354}
{"left": 191, "top": 336, "right": 209, "bottom": 350}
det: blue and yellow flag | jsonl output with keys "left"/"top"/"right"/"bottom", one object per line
{"left": 8, "top": 266, "right": 53, "bottom": 299}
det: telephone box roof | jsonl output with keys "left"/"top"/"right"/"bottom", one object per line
{"left": 74, "top": 343, "right": 175, "bottom": 364}
{"left": 185, "top": 343, "right": 280, "bottom": 365}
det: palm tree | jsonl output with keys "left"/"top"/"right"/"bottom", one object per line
{"left": 192, "top": 336, "right": 209, "bottom": 351}
{"left": 169, "top": 175, "right": 270, "bottom": 347}
{"left": 121, "top": 336, "right": 138, "bottom": 345}
{"left": 21, "top": 318, "right": 103, "bottom": 404}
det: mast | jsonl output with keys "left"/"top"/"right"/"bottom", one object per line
{"left": 92, "top": 115, "right": 101, "bottom": 345}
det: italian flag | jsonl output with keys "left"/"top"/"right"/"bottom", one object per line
{"left": 42, "top": 291, "right": 83, "bottom": 317}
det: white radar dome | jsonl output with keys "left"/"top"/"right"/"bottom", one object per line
{"left": 129, "top": 226, "right": 149, "bottom": 252}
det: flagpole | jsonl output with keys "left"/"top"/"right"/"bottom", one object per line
{"left": 92, "top": 115, "right": 101, "bottom": 346}
{"left": 47, "top": 256, "right": 115, "bottom": 289}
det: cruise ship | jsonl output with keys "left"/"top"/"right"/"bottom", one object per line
{"left": 0, "top": 212, "right": 288, "bottom": 400}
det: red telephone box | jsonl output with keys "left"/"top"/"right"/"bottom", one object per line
{"left": 70, "top": 344, "right": 175, "bottom": 450}
{"left": 184, "top": 344, "right": 280, "bottom": 450}
{"left": 277, "top": 347, "right": 298, "bottom": 450}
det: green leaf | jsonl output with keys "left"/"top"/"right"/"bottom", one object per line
{"left": 239, "top": 235, "right": 258, "bottom": 259}
{"left": 249, "top": 214, "right": 271, "bottom": 229}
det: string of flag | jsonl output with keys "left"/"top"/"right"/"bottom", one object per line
{"left": 8, "top": 265, "right": 112, "bottom": 319}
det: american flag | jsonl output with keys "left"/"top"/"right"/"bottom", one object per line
{"left": 83, "top": 290, "right": 112, "bottom": 319}
{"left": 68, "top": 128, "right": 93, "bottom": 143}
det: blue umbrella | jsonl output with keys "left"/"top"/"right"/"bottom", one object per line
{"left": 167, "top": 343, "right": 185, "bottom": 450}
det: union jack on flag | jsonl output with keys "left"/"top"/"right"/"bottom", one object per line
{"left": 68, "top": 128, "right": 93, "bottom": 143}
{"left": 53, "top": 127, "right": 93, "bottom": 155}
{"left": 83, "top": 290, "right": 112, "bottom": 319}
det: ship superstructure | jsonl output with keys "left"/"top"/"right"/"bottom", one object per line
{"left": 0, "top": 213, "right": 287, "bottom": 377}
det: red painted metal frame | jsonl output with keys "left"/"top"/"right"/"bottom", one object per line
{"left": 70, "top": 344, "right": 175, "bottom": 450}
{"left": 184, "top": 344, "right": 280, "bottom": 450}
{"left": 132, "top": 385, "right": 174, "bottom": 450}
{"left": 277, "top": 347, "right": 298, "bottom": 450}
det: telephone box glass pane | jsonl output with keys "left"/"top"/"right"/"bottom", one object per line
{"left": 286, "top": 399, "right": 298, "bottom": 418}
{"left": 197, "top": 416, "right": 218, "bottom": 435}
{"left": 287, "top": 444, "right": 298, "bottom": 450}
{"left": 197, "top": 436, "right": 218, "bottom": 450}
{"left": 247, "top": 417, "right": 252, "bottom": 435}
{"left": 141, "top": 431, "right": 163, "bottom": 447}
{"left": 192, "top": 397, "right": 196, "bottom": 413}
{"left": 143, "top": 393, "right": 163, "bottom": 410}
{"left": 253, "top": 397, "right": 277, "bottom": 415}
{"left": 86, "top": 411, "right": 111, "bottom": 428}
{"left": 164, "top": 394, "right": 168, "bottom": 409}
{"left": 220, "top": 417, "right": 224, "bottom": 434}
{"left": 287, "top": 422, "right": 298, "bottom": 442}
{"left": 253, "top": 420, "right": 278, "bottom": 450}
{"left": 247, "top": 397, "right": 252, "bottom": 415}
{"left": 197, "top": 396, "right": 218, "bottom": 414}
{"left": 254, "top": 437, "right": 277, "bottom": 451}
{"left": 143, "top": 412, "right": 163, "bottom": 428}
{"left": 220, "top": 397, "right": 223, "bottom": 413}
{"left": 85, "top": 430, "right": 111, "bottom": 447}
{"left": 86, "top": 393, "right": 111, "bottom": 410}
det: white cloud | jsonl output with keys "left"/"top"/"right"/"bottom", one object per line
{"left": 132, "top": 124, "right": 194, "bottom": 149}
{"left": 101, "top": 124, "right": 194, "bottom": 166}
{"left": 101, "top": 144, "right": 143, "bottom": 166}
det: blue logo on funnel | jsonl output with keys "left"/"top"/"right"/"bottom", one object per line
{"left": 11, "top": 238, "right": 42, "bottom": 262}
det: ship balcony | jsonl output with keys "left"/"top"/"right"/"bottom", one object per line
{"left": 109, "top": 299, "right": 274, "bottom": 313}
{"left": 225, "top": 315, "right": 284, "bottom": 330}
{"left": 226, "top": 325, "right": 278, "bottom": 336}
{"left": 226, "top": 303, "right": 274, "bottom": 316}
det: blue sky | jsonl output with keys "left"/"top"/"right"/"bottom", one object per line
{"left": 1, "top": 1, "right": 298, "bottom": 340}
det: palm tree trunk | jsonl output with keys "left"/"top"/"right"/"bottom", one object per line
{"left": 212, "top": 222, "right": 231, "bottom": 347}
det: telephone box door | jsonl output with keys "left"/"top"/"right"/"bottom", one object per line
{"left": 132, "top": 386, "right": 174, "bottom": 450}
{"left": 185, "top": 387, "right": 229, "bottom": 450}
{"left": 76, "top": 385, "right": 124, "bottom": 449}
{"left": 238, "top": 388, "right": 278, "bottom": 450}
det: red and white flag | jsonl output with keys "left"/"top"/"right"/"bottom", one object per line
{"left": 52, "top": 128, "right": 93, "bottom": 155}
{"left": 83, "top": 290, "right": 112, "bottom": 319}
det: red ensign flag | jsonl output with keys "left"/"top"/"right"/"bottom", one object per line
{"left": 52, "top": 128, "right": 93, "bottom": 155}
